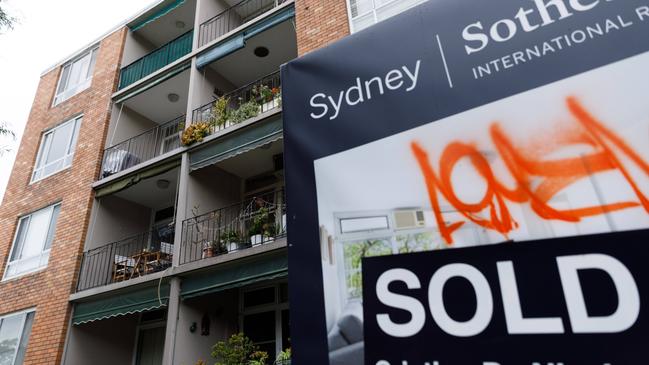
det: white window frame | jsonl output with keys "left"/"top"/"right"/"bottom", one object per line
{"left": 31, "top": 116, "right": 82, "bottom": 183}
{"left": 0, "top": 308, "right": 36, "bottom": 365}
{"left": 52, "top": 46, "right": 99, "bottom": 106}
{"left": 3, "top": 203, "right": 61, "bottom": 280}
{"left": 239, "top": 282, "right": 290, "bottom": 359}
{"left": 346, "top": 0, "right": 428, "bottom": 33}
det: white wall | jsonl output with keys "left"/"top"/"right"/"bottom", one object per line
{"left": 186, "top": 165, "right": 241, "bottom": 217}
{"left": 121, "top": 30, "right": 157, "bottom": 67}
{"left": 105, "top": 104, "right": 158, "bottom": 148}
{"left": 173, "top": 289, "right": 239, "bottom": 365}
{"left": 63, "top": 314, "right": 139, "bottom": 365}
{"left": 87, "top": 195, "right": 153, "bottom": 250}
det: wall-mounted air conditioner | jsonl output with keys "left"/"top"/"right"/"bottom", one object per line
{"left": 393, "top": 210, "right": 425, "bottom": 230}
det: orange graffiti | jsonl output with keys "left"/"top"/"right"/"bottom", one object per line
{"left": 411, "top": 97, "right": 649, "bottom": 245}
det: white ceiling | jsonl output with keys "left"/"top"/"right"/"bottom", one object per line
{"left": 115, "top": 167, "right": 180, "bottom": 210}
{"left": 208, "top": 20, "right": 297, "bottom": 87}
{"left": 124, "top": 69, "right": 190, "bottom": 124}
{"left": 133, "top": 0, "right": 197, "bottom": 48}
{"left": 216, "top": 139, "right": 283, "bottom": 178}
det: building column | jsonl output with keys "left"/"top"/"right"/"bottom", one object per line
{"left": 162, "top": 277, "right": 182, "bottom": 365}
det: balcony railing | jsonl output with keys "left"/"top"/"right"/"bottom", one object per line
{"left": 101, "top": 115, "right": 185, "bottom": 179}
{"left": 180, "top": 189, "right": 286, "bottom": 265}
{"left": 190, "top": 71, "right": 280, "bottom": 138}
{"left": 119, "top": 30, "right": 193, "bottom": 90}
{"left": 199, "top": 0, "right": 288, "bottom": 47}
{"left": 77, "top": 226, "right": 175, "bottom": 291}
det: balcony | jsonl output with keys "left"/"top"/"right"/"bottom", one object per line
{"left": 179, "top": 189, "right": 286, "bottom": 265}
{"left": 199, "top": 0, "right": 289, "bottom": 48}
{"left": 77, "top": 226, "right": 175, "bottom": 291}
{"left": 188, "top": 71, "right": 280, "bottom": 144}
{"left": 101, "top": 115, "right": 184, "bottom": 179}
{"left": 118, "top": 30, "right": 193, "bottom": 90}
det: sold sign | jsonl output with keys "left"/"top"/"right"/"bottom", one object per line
{"left": 362, "top": 230, "right": 649, "bottom": 365}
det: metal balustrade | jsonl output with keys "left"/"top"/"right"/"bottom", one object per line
{"left": 101, "top": 115, "right": 185, "bottom": 179}
{"left": 180, "top": 189, "right": 286, "bottom": 265}
{"left": 118, "top": 30, "right": 193, "bottom": 90}
{"left": 77, "top": 226, "right": 175, "bottom": 291}
{"left": 191, "top": 71, "right": 281, "bottom": 136}
{"left": 198, "top": 0, "right": 288, "bottom": 47}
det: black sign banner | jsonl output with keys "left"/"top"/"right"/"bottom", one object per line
{"left": 362, "top": 229, "right": 649, "bottom": 364}
{"left": 281, "top": 0, "right": 649, "bottom": 364}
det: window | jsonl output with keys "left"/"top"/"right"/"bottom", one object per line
{"left": 241, "top": 283, "right": 290, "bottom": 361}
{"left": 347, "top": 0, "right": 428, "bottom": 32}
{"left": 53, "top": 47, "right": 98, "bottom": 106}
{"left": 4, "top": 204, "right": 61, "bottom": 279}
{"left": 31, "top": 116, "right": 82, "bottom": 182}
{"left": 0, "top": 310, "right": 35, "bottom": 365}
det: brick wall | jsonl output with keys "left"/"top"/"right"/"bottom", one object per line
{"left": 294, "top": 0, "right": 351, "bottom": 56}
{"left": 0, "top": 28, "right": 126, "bottom": 364}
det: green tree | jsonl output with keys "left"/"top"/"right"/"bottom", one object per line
{"left": 0, "top": 1, "right": 16, "bottom": 32}
{"left": 211, "top": 333, "right": 268, "bottom": 365}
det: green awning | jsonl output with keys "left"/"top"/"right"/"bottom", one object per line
{"left": 95, "top": 159, "right": 180, "bottom": 198}
{"left": 196, "top": 35, "right": 245, "bottom": 69}
{"left": 130, "top": 0, "right": 186, "bottom": 31}
{"left": 189, "top": 116, "right": 283, "bottom": 171}
{"left": 243, "top": 6, "right": 295, "bottom": 40}
{"left": 181, "top": 253, "right": 288, "bottom": 300}
{"left": 73, "top": 285, "right": 170, "bottom": 325}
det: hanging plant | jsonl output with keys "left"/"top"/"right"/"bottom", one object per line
{"left": 181, "top": 122, "right": 210, "bottom": 146}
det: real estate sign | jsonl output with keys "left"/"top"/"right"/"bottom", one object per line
{"left": 281, "top": 1, "right": 649, "bottom": 364}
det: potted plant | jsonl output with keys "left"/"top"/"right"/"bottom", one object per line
{"left": 202, "top": 241, "right": 215, "bottom": 258}
{"left": 211, "top": 333, "right": 268, "bottom": 365}
{"left": 220, "top": 230, "right": 240, "bottom": 252}
{"left": 275, "top": 348, "right": 291, "bottom": 365}
{"left": 249, "top": 207, "right": 269, "bottom": 246}
{"left": 255, "top": 85, "right": 281, "bottom": 113}
{"left": 181, "top": 121, "right": 211, "bottom": 146}
{"left": 211, "top": 96, "right": 230, "bottom": 129}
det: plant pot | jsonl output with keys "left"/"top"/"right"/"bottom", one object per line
{"left": 261, "top": 98, "right": 279, "bottom": 113}
{"left": 202, "top": 246, "right": 214, "bottom": 258}
{"left": 227, "top": 241, "right": 238, "bottom": 252}
{"left": 250, "top": 234, "right": 263, "bottom": 246}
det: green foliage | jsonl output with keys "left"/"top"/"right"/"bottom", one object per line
{"left": 220, "top": 230, "right": 240, "bottom": 243}
{"left": 211, "top": 333, "right": 267, "bottom": 365}
{"left": 211, "top": 96, "right": 230, "bottom": 127}
{"left": 249, "top": 207, "right": 270, "bottom": 236}
{"left": 229, "top": 99, "right": 260, "bottom": 125}
{"left": 181, "top": 122, "right": 210, "bottom": 146}
{"left": 276, "top": 348, "right": 291, "bottom": 362}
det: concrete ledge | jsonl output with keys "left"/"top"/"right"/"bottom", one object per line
{"left": 70, "top": 270, "right": 167, "bottom": 302}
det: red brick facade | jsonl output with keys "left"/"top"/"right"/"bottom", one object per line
{"left": 295, "top": 0, "right": 351, "bottom": 56}
{"left": 0, "top": 28, "right": 126, "bottom": 364}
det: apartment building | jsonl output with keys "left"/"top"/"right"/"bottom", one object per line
{"left": 0, "top": 0, "right": 427, "bottom": 364}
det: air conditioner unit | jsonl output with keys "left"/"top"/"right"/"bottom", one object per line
{"left": 393, "top": 210, "right": 425, "bottom": 230}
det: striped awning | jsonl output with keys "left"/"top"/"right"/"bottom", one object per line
{"left": 72, "top": 285, "right": 169, "bottom": 325}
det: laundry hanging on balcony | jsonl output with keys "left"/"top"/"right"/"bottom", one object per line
{"left": 72, "top": 285, "right": 170, "bottom": 325}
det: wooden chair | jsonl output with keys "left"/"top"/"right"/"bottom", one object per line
{"left": 113, "top": 255, "right": 135, "bottom": 282}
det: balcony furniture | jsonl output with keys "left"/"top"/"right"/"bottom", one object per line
{"left": 113, "top": 255, "right": 136, "bottom": 282}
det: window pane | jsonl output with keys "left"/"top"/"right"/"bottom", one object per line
{"left": 350, "top": 0, "right": 373, "bottom": 17}
{"left": 135, "top": 326, "right": 165, "bottom": 365}
{"left": 13, "top": 312, "right": 34, "bottom": 365}
{"left": 243, "top": 287, "right": 276, "bottom": 309}
{"left": 343, "top": 238, "right": 392, "bottom": 298}
{"left": 86, "top": 49, "right": 98, "bottom": 79}
{"left": 10, "top": 217, "right": 30, "bottom": 261}
{"left": 66, "top": 53, "right": 90, "bottom": 89}
{"left": 43, "top": 205, "right": 61, "bottom": 250}
{"left": 56, "top": 65, "right": 71, "bottom": 94}
{"left": 19, "top": 209, "right": 50, "bottom": 259}
{"left": 0, "top": 314, "right": 23, "bottom": 365}
{"left": 34, "top": 133, "right": 52, "bottom": 172}
{"left": 45, "top": 121, "right": 74, "bottom": 165}
{"left": 375, "top": 0, "right": 424, "bottom": 21}
{"left": 243, "top": 311, "right": 276, "bottom": 360}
